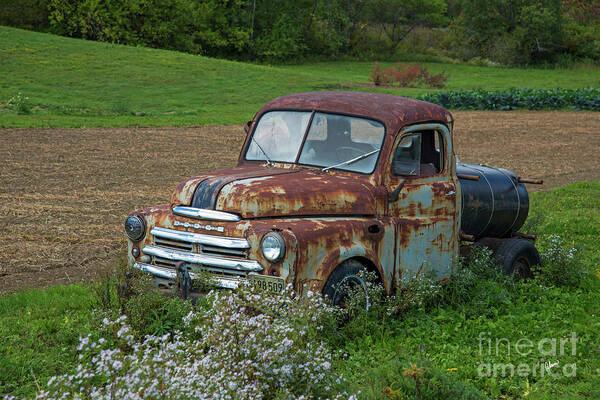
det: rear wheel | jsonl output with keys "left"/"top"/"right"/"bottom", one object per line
{"left": 494, "top": 238, "right": 540, "bottom": 279}
{"left": 322, "top": 259, "right": 370, "bottom": 310}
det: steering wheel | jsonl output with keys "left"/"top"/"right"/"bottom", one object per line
{"left": 336, "top": 146, "right": 365, "bottom": 162}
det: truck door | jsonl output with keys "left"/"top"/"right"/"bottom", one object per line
{"left": 385, "top": 123, "right": 461, "bottom": 284}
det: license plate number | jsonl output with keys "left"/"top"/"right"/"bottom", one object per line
{"left": 249, "top": 274, "right": 284, "bottom": 294}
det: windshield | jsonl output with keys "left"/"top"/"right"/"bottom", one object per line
{"left": 245, "top": 111, "right": 385, "bottom": 173}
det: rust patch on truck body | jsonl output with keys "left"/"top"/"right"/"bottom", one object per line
{"left": 126, "top": 92, "right": 462, "bottom": 295}
{"left": 216, "top": 169, "right": 380, "bottom": 218}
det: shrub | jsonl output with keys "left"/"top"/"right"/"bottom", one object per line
{"left": 488, "top": 34, "right": 524, "bottom": 66}
{"left": 39, "top": 282, "right": 352, "bottom": 399}
{"left": 383, "top": 66, "right": 398, "bottom": 85}
{"left": 0, "top": 0, "right": 50, "bottom": 31}
{"left": 370, "top": 62, "right": 389, "bottom": 86}
{"left": 369, "top": 63, "right": 450, "bottom": 88}
{"left": 422, "top": 70, "right": 449, "bottom": 89}
{"left": 391, "top": 63, "right": 423, "bottom": 87}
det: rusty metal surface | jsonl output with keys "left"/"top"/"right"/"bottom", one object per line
{"left": 457, "top": 162, "right": 529, "bottom": 238}
{"left": 128, "top": 208, "right": 395, "bottom": 293}
{"left": 170, "top": 165, "right": 297, "bottom": 207}
{"left": 253, "top": 91, "right": 452, "bottom": 135}
{"left": 216, "top": 169, "right": 382, "bottom": 218}
{"left": 127, "top": 93, "right": 462, "bottom": 294}
{"left": 384, "top": 123, "right": 461, "bottom": 284}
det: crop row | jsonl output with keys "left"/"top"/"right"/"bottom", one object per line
{"left": 415, "top": 88, "right": 600, "bottom": 111}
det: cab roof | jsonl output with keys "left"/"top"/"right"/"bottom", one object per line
{"left": 257, "top": 91, "right": 453, "bottom": 134}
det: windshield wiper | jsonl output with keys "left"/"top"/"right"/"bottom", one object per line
{"left": 251, "top": 137, "right": 273, "bottom": 167}
{"left": 322, "top": 148, "right": 380, "bottom": 172}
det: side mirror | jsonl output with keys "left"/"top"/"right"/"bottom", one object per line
{"left": 388, "top": 181, "right": 406, "bottom": 202}
{"left": 244, "top": 120, "right": 252, "bottom": 134}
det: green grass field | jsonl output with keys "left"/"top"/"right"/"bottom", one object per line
{"left": 2, "top": 182, "right": 599, "bottom": 398}
{"left": 1, "top": 24, "right": 599, "bottom": 399}
{"left": 1, "top": 26, "right": 599, "bottom": 128}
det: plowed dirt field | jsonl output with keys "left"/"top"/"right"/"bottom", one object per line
{"left": 1, "top": 111, "right": 598, "bottom": 294}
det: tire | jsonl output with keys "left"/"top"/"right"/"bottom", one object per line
{"left": 322, "top": 259, "right": 370, "bottom": 310}
{"left": 493, "top": 238, "right": 540, "bottom": 279}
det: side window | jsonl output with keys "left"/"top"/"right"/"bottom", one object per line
{"left": 392, "top": 130, "right": 445, "bottom": 177}
{"left": 392, "top": 134, "right": 421, "bottom": 176}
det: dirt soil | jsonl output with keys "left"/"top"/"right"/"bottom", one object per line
{"left": 1, "top": 111, "right": 599, "bottom": 294}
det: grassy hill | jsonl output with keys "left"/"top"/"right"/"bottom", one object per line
{"left": 1, "top": 26, "right": 599, "bottom": 128}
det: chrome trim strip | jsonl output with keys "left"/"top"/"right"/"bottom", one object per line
{"left": 134, "top": 262, "right": 176, "bottom": 279}
{"left": 151, "top": 227, "right": 250, "bottom": 249}
{"left": 132, "top": 262, "right": 241, "bottom": 289}
{"left": 172, "top": 206, "right": 241, "bottom": 222}
{"left": 208, "top": 276, "right": 241, "bottom": 289}
{"left": 142, "top": 245, "right": 263, "bottom": 272}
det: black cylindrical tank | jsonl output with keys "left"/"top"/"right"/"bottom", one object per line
{"left": 457, "top": 162, "right": 529, "bottom": 238}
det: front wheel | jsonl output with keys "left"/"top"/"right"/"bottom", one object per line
{"left": 494, "top": 238, "right": 540, "bottom": 279}
{"left": 322, "top": 259, "right": 370, "bottom": 311}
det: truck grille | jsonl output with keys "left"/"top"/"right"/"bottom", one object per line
{"left": 141, "top": 227, "right": 262, "bottom": 278}
{"left": 154, "top": 236, "right": 193, "bottom": 252}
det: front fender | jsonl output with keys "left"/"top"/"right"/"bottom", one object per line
{"left": 268, "top": 217, "right": 394, "bottom": 294}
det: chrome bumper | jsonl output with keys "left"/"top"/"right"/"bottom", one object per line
{"left": 132, "top": 262, "right": 242, "bottom": 289}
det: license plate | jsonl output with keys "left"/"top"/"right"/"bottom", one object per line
{"left": 249, "top": 274, "right": 285, "bottom": 294}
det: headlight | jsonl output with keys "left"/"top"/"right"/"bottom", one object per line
{"left": 125, "top": 215, "right": 146, "bottom": 241}
{"left": 261, "top": 232, "right": 285, "bottom": 262}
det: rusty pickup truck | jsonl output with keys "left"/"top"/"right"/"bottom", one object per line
{"left": 125, "top": 92, "right": 541, "bottom": 303}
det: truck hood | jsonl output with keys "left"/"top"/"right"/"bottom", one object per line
{"left": 171, "top": 166, "right": 378, "bottom": 219}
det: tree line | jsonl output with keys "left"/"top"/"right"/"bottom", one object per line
{"left": 1, "top": 0, "right": 598, "bottom": 65}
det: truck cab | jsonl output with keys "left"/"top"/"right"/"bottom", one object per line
{"left": 125, "top": 92, "right": 538, "bottom": 302}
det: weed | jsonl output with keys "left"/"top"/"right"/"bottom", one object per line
{"left": 111, "top": 101, "right": 132, "bottom": 116}
{"left": 8, "top": 92, "right": 32, "bottom": 114}
{"left": 123, "top": 291, "right": 193, "bottom": 338}
{"left": 402, "top": 363, "right": 425, "bottom": 399}
{"left": 537, "top": 235, "right": 589, "bottom": 289}
{"left": 91, "top": 257, "right": 153, "bottom": 313}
